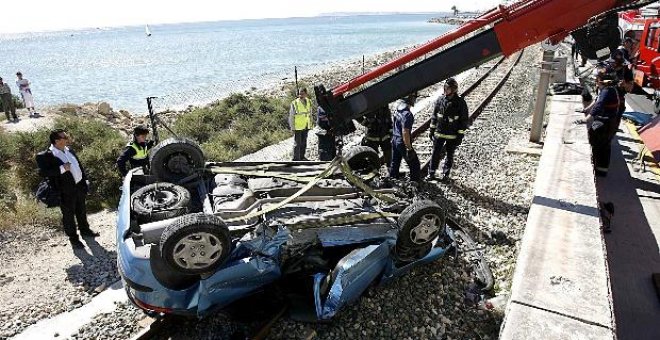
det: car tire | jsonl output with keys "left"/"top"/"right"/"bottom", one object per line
{"left": 343, "top": 145, "right": 380, "bottom": 174}
{"left": 150, "top": 137, "right": 205, "bottom": 182}
{"left": 131, "top": 182, "right": 190, "bottom": 224}
{"left": 396, "top": 200, "right": 444, "bottom": 259}
{"left": 160, "top": 213, "right": 231, "bottom": 275}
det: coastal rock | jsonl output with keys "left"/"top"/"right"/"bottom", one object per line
{"left": 97, "top": 102, "right": 112, "bottom": 116}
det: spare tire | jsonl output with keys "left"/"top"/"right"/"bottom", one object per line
{"left": 160, "top": 213, "right": 231, "bottom": 275}
{"left": 344, "top": 146, "right": 379, "bottom": 174}
{"left": 150, "top": 138, "right": 205, "bottom": 182}
{"left": 131, "top": 182, "right": 190, "bottom": 224}
{"left": 396, "top": 200, "right": 445, "bottom": 259}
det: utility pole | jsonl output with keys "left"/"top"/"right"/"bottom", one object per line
{"left": 294, "top": 66, "right": 299, "bottom": 95}
{"left": 530, "top": 49, "right": 556, "bottom": 143}
{"left": 146, "top": 97, "right": 159, "bottom": 144}
{"left": 362, "top": 55, "right": 365, "bottom": 74}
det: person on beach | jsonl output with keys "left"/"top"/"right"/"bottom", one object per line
{"left": 356, "top": 104, "right": 393, "bottom": 167}
{"left": 289, "top": 88, "right": 314, "bottom": 161}
{"left": 15, "top": 72, "right": 38, "bottom": 117}
{"left": 0, "top": 77, "right": 18, "bottom": 123}
{"left": 389, "top": 92, "right": 421, "bottom": 182}
{"left": 426, "top": 78, "right": 469, "bottom": 183}
{"left": 116, "top": 125, "right": 155, "bottom": 177}
{"left": 36, "top": 129, "right": 98, "bottom": 249}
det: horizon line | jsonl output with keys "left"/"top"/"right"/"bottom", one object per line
{"left": 0, "top": 11, "right": 456, "bottom": 36}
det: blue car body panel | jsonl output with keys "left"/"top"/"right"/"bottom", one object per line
{"left": 312, "top": 242, "right": 449, "bottom": 319}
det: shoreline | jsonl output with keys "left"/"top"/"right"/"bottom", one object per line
{"left": 30, "top": 43, "right": 425, "bottom": 133}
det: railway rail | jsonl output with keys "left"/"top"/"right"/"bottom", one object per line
{"left": 403, "top": 50, "right": 524, "bottom": 174}
{"left": 127, "top": 50, "right": 526, "bottom": 340}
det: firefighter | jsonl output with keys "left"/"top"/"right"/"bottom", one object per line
{"left": 316, "top": 106, "right": 336, "bottom": 161}
{"left": 116, "top": 125, "right": 155, "bottom": 177}
{"left": 581, "top": 70, "right": 620, "bottom": 176}
{"left": 427, "top": 78, "right": 469, "bottom": 182}
{"left": 389, "top": 93, "right": 420, "bottom": 182}
{"left": 288, "top": 88, "right": 314, "bottom": 161}
{"left": 612, "top": 37, "right": 634, "bottom": 63}
{"left": 356, "top": 105, "right": 392, "bottom": 167}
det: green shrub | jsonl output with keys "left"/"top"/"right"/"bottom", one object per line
{"left": 3, "top": 117, "right": 125, "bottom": 214}
{"left": 7, "top": 129, "right": 52, "bottom": 193}
{"left": 0, "top": 193, "right": 60, "bottom": 230}
{"left": 172, "top": 92, "right": 294, "bottom": 161}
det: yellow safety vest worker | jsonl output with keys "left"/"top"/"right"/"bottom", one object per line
{"left": 129, "top": 142, "right": 149, "bottom": 160}
{"left": 292, "top": 98, "right": 313, "bottom": 131}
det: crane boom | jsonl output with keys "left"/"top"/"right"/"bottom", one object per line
{"left": 315, "top": 0, "right": 643, "bottom": 134}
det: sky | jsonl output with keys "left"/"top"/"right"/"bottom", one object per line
{"left": 0, "top": 0, "right": 504, "bottom": 34}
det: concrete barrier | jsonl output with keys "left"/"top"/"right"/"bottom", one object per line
{"left": 499, "top": 93, "right": 615, "bottom": 339}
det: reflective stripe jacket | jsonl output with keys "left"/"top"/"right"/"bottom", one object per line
{"left": 116, "top": 140, "right": 155, "bottom": 176}
{"left": 591, "top": 86, "right": 620, "bottom": 121}
{"left": 289, "top": 97, "right": 313, "bottom": 131}
{"left": 356, "top": 105, "right": 393, "bottom": 142}
{"left": 430, "top": 94, "right": 469, "bottom": 140}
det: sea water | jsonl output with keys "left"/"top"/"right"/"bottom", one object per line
{"left": 0, "top": 14, "right": 452, "bottom": 113}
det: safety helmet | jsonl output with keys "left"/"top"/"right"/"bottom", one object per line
{"left": 445, "top": 78, "right": 458, "bottom": 90}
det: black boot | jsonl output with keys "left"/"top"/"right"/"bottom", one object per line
{"left": 70, "top": 237, "right": 85, "bottom": 249}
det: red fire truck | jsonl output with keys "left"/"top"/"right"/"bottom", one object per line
{"left": 619, "top": 4, "right": 660, "bottom": 111}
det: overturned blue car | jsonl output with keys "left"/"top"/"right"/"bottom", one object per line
{"left": 117, "top": 138, "right": 488, "bottom": 320}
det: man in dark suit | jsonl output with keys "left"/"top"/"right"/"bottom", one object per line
{"left": 36, "top": 129, "right": 99, "bottom": 249}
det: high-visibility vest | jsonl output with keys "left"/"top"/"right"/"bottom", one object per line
{"left": 292, "top": 98, "right": 313, "bottom": 130}
{"left": 129, "top": 142, "right": 149, "bottom": 160}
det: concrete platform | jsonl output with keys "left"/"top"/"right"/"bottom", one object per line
{"left": 500, "top": 94, "right": 615, "bottom": 339}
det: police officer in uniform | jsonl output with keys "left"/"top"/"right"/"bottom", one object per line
{"left": 389, "top": 93, "right": 421, "bottom": 182}
{"left": 356, "top": 105, "right": 392, "bottom": 167}
{"left": 316, "top": 106, "right": 336, "bottom": 161}
{"left": 116, "top": 125, "right": 155, "bottom": 177}
{"left": 427, "top": 78, "right": 469, "bottom": 182}
{"left": 289, "top": 88, "right": 314, "bottom": 161}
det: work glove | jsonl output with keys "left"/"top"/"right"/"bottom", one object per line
{"left": 429, "top": 129, "right": 435, "bottom": 142}
{"left": 456, "top": 134, "right": 464, "bottom": 145}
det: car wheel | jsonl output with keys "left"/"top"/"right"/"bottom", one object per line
{"left": 131, "top": 182, "right": 190, "bottom": 224}
{"left": 343, "top": 145, "right": 380, "bottom": 173}
{"left": 396, "top": 200, "right": 444, "bottom": 260}
{"left": 160, "top": 213, "right": 231, "bottom": 275}
{"left": 150, "top": 137, "right": 205, "bottom": 182}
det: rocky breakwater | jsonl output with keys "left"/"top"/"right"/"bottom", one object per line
{"left": 48, "top": 102, "right": 153, "bottom": 135}
{"left": 428, "top": 17, "right": 469, "bottom": 25}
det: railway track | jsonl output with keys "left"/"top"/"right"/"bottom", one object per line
{"left": 403, "top": 50, "right": 524, "bottom": 174}
{"left": 127, "top": 50, "right": 525, "bottom": 340}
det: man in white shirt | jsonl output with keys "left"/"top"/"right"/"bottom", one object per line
{"left": 36, "top": 129, "right": 98, "bottom": 249}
